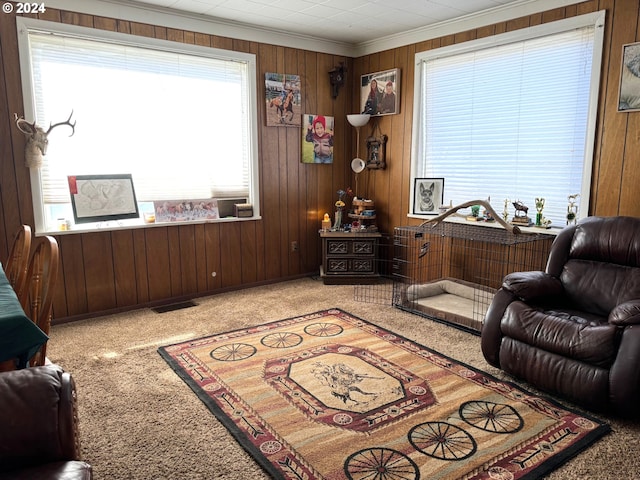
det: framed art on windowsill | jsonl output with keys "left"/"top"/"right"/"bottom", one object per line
{"left": 68, "top": 174, "right": 139, "bottom": 224}
{"left": 413, "top": 178, "right": 444, "bottom": 215}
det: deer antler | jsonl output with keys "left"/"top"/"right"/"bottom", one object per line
{"left": 418, "top": 199, "right": 521, "bottom": 234}
{"left": 46, "top": 110, "right": 76, "bottom": 136}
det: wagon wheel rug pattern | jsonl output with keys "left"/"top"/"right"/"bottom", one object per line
{"left": 159, "top": 308, "right": 610, "bottom": 480}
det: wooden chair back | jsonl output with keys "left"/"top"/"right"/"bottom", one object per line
{"left": 4, "top": 225, "right": 32, "bottom": 300}
{"left": 20, "top": 236, "right": 59, "bottom": 366}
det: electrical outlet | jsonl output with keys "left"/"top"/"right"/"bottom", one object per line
{"left": 291, "top": 241, "right": 299, "bottom": 252}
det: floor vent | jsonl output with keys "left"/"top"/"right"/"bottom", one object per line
{"left": 152, "top": 300, "right": 198, "bottom": 314}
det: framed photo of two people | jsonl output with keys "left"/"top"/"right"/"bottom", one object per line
{"left": 360, "top": 68, "right": 400, "bottom": 116}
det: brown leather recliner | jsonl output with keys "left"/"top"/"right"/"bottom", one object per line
{"left": 482, "top": 216, "right": 640, "bottom": 417}
{"left": 0, "top": 365, "right": 93, "bottom": 479}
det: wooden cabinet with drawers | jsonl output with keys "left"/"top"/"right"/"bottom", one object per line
{"left": 319, "top": 231, "right": 381, "bottom": 284}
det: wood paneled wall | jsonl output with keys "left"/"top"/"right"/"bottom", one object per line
{"left": 0, "top": 7, "right": 353, "bottom": 320}
{"left": 1, "top": 1, "right": 638, "bottom": 322}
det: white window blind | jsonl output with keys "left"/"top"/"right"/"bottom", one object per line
{"left": 412, "top": 13, "right": 604, "bottom": 227}
{"left": 26, "top": 30, "right": 253, "bottom": 205}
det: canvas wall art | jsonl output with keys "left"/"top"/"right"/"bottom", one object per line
{"left": 265, "top": 72, "right": 301, "bottom": 126}
{"left": 302, "top": 114, "right": 334, "bottom": 164}
{"left": 618, "top": 42, "right": 640, "bottom": 112}
{"left": 360, "top": 68, "right": 400, "bottom": 116}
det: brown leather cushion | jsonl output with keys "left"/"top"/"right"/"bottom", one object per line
{"left": 560, "top": 259, "right": 640, "bottom": 316}
{"left": 0, "top": 365, "right": 76, "bottom": 470}
{"left": 569, "top": 216, "right": 640, "bottom": 267}
{"left": 501, "top": 301, "right": 621, "bottom": 367}
{"left": 499, "top": 337, "right": 610, "bottom": 411}
{"left": 0, "top": 461, "right": 92, "bottom": 480}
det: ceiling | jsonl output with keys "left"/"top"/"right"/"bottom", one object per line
{"left": 127, "top": 0, "right": 528, "bottom": 44}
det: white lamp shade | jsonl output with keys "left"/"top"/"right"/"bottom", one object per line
{"left": 351, "top": 158, "right": 366, "bottom": 173}
{"left": 347, "top": 114, "right": 370, "bottom": 128}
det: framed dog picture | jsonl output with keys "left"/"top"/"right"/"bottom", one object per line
{"left": 413, "top": 178, "right": 444, "bottom": 214}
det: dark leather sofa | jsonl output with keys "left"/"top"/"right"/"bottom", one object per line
{"left": 482, "top": 216, "right": 640, "bottom": 417}
{"left": 0, "top": 365, "right": 93, "bottom": 479}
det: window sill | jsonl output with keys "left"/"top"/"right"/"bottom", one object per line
{"left": 37, "top": 215, "right": 262, "bottom": 236}
{"left": 407, "top": 213, "right": 561, "bottom": 236}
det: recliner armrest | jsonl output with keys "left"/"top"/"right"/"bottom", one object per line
{"left": 609, "top": 301, "right": 640, "bottom": 326}
{"left": 481, "top": 288, "right": 518, "bottom": 368}
{"left": 0, "top": 365, "right": 81, "bottom": 472}
{"left": 502, "top": 271, "right": 564, "bottom": 301}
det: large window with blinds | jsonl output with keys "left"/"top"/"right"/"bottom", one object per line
{"left": 410, "top": 12, "right": 605, "bottom": 228}
{"left": 17, "top": 18, "right": 259, "bottom": 233}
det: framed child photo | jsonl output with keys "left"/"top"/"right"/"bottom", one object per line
{"left": 302, "top": 114, "right": 334, "bottom": 164}
{"left": 413, "top": 178, "right": 444, "bottom": 215}
{"left": 360, "top": 68, "right": 400, "bottom": 116}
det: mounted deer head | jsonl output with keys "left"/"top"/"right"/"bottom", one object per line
{"left": 14, "top": 111, "right": 76, "bottom": 168}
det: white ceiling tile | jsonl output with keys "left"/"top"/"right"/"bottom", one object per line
{"left": 124, "top": 0, "right": 546, "bottom": 44}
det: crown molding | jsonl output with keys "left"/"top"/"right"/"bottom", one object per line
{"left": 353, "top": 0, "right": 584, "bottom": 56}
{"left": 45, "top": 0, "right": 584, "bottom": 58}
{"left": 44, "top": 0, "right": 357, "bottom": 57}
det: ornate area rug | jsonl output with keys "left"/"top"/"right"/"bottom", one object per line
{"left": 158, "top": 308, "right": 609, "bottom": 479}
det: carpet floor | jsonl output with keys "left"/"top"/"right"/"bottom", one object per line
{"left": 47, "top": 277, "right": 640, "bottom": 479}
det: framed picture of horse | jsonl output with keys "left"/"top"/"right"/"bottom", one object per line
{"left": 265, "top": 72, "right": 301, "bottom": 126}
{"left": 360, "top": 68, "right": 400, "bottom": 116}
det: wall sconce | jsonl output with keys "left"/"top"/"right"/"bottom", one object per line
{"left": 329, "top": 63, "right": 346, "bottom": 99}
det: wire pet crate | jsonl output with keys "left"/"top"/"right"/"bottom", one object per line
{"left": 353, "top": 234, "right": 395, "bottom": 305}
{"left": 391, "top": 221, "right": 553, "bottom": 334}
